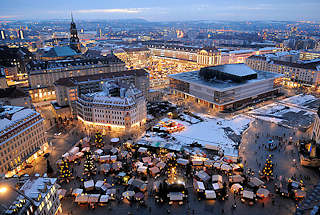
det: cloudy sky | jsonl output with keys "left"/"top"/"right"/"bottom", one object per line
{"left": 1, "top": 0, "right": 320, "bottom": 21}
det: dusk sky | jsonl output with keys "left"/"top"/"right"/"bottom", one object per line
{"left": 1, "top": 0, "right": 320, "bottom": 21}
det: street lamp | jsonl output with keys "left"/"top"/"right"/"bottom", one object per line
{"left": 0, "top": 183, "right": 36, "bottom": 207}
{"left": 0, "top": 187, "right": 7, "bottom": 194}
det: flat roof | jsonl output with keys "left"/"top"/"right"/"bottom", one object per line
{"left": 169, "top": 68, "right": 282, "bottom": 91}
{"left": 205, "top": 64, "right": 257, "bottom": 77}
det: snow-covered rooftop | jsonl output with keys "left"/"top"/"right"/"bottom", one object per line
{"left": 20, "top": 177, "right": 57, "bottom": 206}
{"left": 0, "top": 106, "right": 40, "bottom": 134}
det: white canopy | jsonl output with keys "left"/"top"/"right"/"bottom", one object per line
{"left": 112, "top": 161, "right": 122, "bottom": 170}
{"left": 122, "top": 191, "right": 135, "bottom": 198}
{"left": 95, "top": 180, "right": 105, "bottom": 189}
{"left": 229, "top": 175, "right": 245, "bottom": 183}
{"left": 194, "top": 180, "right": 205, "bottom": 191}
{"left": 149, "top": 166, "right": 160, "bottom": 175}
{"left": 177, "top": 158, "right": 189, "bottom": 165}
{"left": 57, "top": 189, "right": 67, "bottom": 199}
{"left": 256, "top": 188, "right": 270, "bottom": 198}
{"left": 135, "top": 161, "right": 144, "bottom": 167}
{"left": 231, "top": 163, "right": 241, "bottom": 170}
{"left": 110, "top": 148, "right": 118, "bottom": 154}
{"left": 75, "top": 194, "right": 89, "bottom": 203}
{"left": 75, "top": 152, "right": 84, "bottom": 158}
{"left": 142, "top": 157, "right": 152, "bottom": 164}
{"left": 69, "top": 147, "right": 79, "bottom": 155}
{"left": 99, "top": 195, "right": 109, "bottom": 203}
{"left": 250, "top": 177, "right": 264, "bottom": 187}
{"left": 138, "top": 147, "right": 148, "bottom": 153}
{"left": 168, "top": 192, "right": 183, "bottom": 201}
{"left": 157, "top": 162, "right": 166, "bottom": 169}
{"left": 192, "top": 160, "right": 203, "bottom": 166}
{"left": 231, "top": 183, "right": 243, "bottom": 192}
{"left": 242, "top": 190, "right": 255, "bottom": 199}
{"left": 99, "top": 155, "right": 108, "bottom": 162}
{"left": 95, "top": 149, "right": 103, "bottom": 155}
{"left": 62, "top": 152, "right": 70, "bottom": 158}
{"left": 205, "top": 190, "right": 216, "bottom": 199}
{"left": 137, "top": 166, "right": 148, "bottom": 174}
{"left": 111, "top": 138, "right": 119, "bottom": 143}
{"left": 213, "top": 162, "right": 221, "bottom": 169}
{"left": 196, "top": 170, "right": 210, "bottom": 182}
{"left": 204, "top": 144, "right": 221, "bottom": 151}
{"left": 107, "top": 189, "right": 117, "bottom": 196}
{"left": 81, "top": 147, "right": 90, "bottom": 152}
{"left": 212, "top": 182, "right": 223, "bottom": 190}
{"left": 110, "top": 155, "right": 117, "bottom": 162}
{"left": 72, "top": 188, "right": 83, "bottom": 196}
{"left": 204, "top": 160, "right": 214, "bottom": 166}
{"left": 221, "top": 164, "right": 232, "bottom": 171}
{"left": 212, "top": 175, "right": 223, "bottom": 183}
{"left": 84, "top": 180, "right": 95, "bottom": 190}
{"left": 88, "top": 194, "right": 100, "bottom": 203}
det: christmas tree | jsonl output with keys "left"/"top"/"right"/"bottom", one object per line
{"left": 94, "top": 132, "right": 104, "bottom": 148}
{"left": 59, "top": 159, "right": 72, "bottom": 183}
{"left": 83, "top": 151, "right": 96, "bottom": 176}
{"left": 262, "top": 155, "right": 273, "bottom": 179}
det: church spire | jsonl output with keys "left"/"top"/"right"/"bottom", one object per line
{"left": 69, "top": 13, "right": 80, "bottom": 53}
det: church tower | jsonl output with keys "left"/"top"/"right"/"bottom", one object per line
{"left": 70, "top": 13, "right": 81, "bottom": 53}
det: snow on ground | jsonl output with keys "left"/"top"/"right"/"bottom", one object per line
{"left": 282, "top": 94, "right": 318, "bottom": 107}
{"left": 140, "top": 114, "right": 253, "bottom": 158}
{"left": 171, "top": 115, "right": 253, "bottom": 157}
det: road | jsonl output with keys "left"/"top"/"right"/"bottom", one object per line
{"left": 20, "top": 125, "right": 86, "bottom": 176}
{"left": 240, "top": 118, "right": 320, "bottom": 215}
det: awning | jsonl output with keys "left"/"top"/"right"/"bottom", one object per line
{"left": 231, "top": 183, "right": 243, "bottom": 192}
{"left": 99, "top": 195, "right": 109, "bottom": 203}
{"left": 212, "top": 175, "right": 223, "bottom": 183}
{"left": 88, "top": 194, "right": 100, "bottom": 203}
{"left": 205, "top": 190, "right": 216, "bottom": 199}
{"left": 242, "top": 190, "right": 255, "bottom": 199}
{"left": 72, "top": 188, "right": 83, "bottom": 196}
{"left": 75, "top": 194, "right": 89, "bottom": 203}
{"left": 256, "top": 188, "right": 270, "bottom": 198}
{"left": 167, "top": 192, "right": 183, "bottom": 201}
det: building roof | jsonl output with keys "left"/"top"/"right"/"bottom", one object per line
{"left": 41, "top": 46, "right": 79, "bottom": 58}
{"left": 54, "top": 69, "right": 148, "bottom": 87}
{"left": 0, "top": 106, "right": 40, "bottom": 137}
{"left": 206, "top": 64, "right": 257, "bottom": 77}
{"left": 0, "top": 86, "right": 28, "bottom": 98}
{"left": 27, "top": 54, "right": 124, "bottom": 72}
{"left": 247, "top": 54, "right": 320, "bottom": 71}
{"left": 169, "top": 66, "right": 282, "bottom": 91}
{"left": 79, "top": 82, "right": 143, "bottom": 107}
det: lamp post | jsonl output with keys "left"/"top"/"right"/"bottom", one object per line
{"left": 0, "top": 183, "right": 36, "bottom": 207}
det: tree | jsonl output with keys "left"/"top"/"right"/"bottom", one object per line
{"left": 58, "top": 159, "right": 72, "bottom": 183}
{"left": 262, "top": 155, "right": 273, "bottom": 180}
{"left": 83, "top": 151, "right": 96, "bottom": 176}
{"left": 94, "top": 132, "right": 104, "bottom": 148}
{"left": 47, "top": 159, "right": 54, "bottom": 174}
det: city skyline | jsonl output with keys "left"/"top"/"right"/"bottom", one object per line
{"left": 1, "top": 0, "right": 320, "bottom": 22}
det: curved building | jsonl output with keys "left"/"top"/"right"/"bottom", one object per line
{"left": 77, "top": 82, "right": 147, "bottom": 136}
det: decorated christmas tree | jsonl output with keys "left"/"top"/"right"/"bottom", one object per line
{"left": 58, "top": 159, "right": 72, "bottom": 183}
{"left": 83, "top": 151, "right": 96, "bottom": 176}
{"left": 94, "top": 132, "right": 104, "bottom": 148}
{"left": 262, "top": 155, "right": 273, "bottom": 179}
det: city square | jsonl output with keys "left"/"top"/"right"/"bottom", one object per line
{"left": 1, "top": 2, "right": 320, "bottom": 215}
